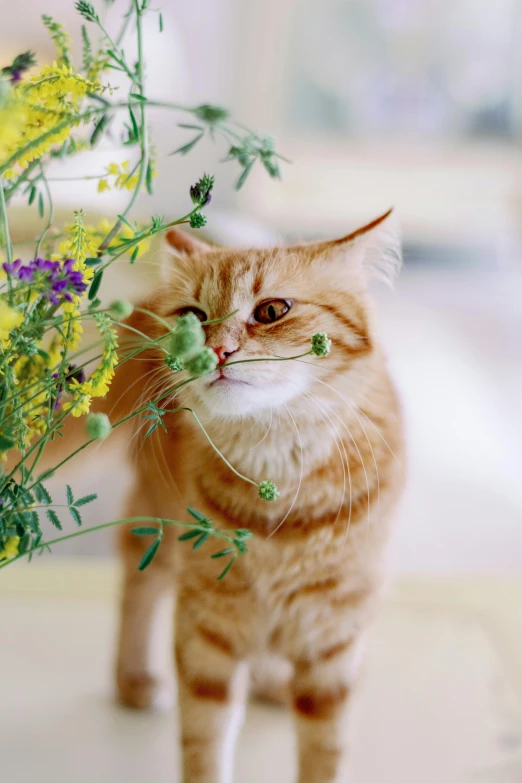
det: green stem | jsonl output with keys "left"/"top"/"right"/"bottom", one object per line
{"left": 0, "top": 516, "right": 237, "bottom": 570}
{"left": 97, "top": 1, "right": 149, "bottom": 254}
{"left": 173, "top": 407, "right": 258, "bottom": 488}
{"left": 34, "top": 163, "right": 54, "bottom": 259}
{"left": 0, "top": 177, "right": 13, "bottom": 266}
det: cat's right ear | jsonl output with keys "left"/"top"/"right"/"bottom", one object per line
{"left": 165, "top": 229, "right": 211, "bottom": 257}
{"left": 161, "top": 229, "right": 212, "bottom": 282}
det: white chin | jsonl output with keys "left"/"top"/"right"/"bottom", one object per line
{"left": 196, "top": 378, "right": 300, "bottom": 418}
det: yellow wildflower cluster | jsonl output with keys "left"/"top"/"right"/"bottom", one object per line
{"left": 9, "top": 339, "right": 62, "bottom": 441}
{"left": 0, "top": 301, "right": 24, "bottom": 349}
{"left": 64, "top": 313, "right": 119, "bottom": 417}
{"left": 96, "top": 218, "right": 151, "bottom": 259}
{"left": 1, "top": 63, "right": 103, "bottom": 179}
{"left": 98, "top": 157, "right": 157, "bottom": 194}
{"left": 56, "top": 211, "right": 95, "bottom": 351}
{"left": 98, "top": 160, "right": 139, "bottom": 192}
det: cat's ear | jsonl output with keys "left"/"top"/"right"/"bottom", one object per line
{"left": 161, "top": 229, "right": 212, "bottom": 282}
{"left": 300, "top": 209, "right": 402, "bottom": 286}
{"left": 165, "top": 229, "right": 211, "bottom": 256}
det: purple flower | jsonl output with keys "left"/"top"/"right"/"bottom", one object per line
{"left": 3, "top": 257, "right": 88, "bottom": 304}
{"left": 2, "top": 259, "right": 21, "bottom": 275}
{"left": 18, "top": 265, "right": 35, "bottom": 282}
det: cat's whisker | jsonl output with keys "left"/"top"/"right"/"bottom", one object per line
{"left": 299, "top": 388, "right": 350, "bottom": 531}
{"left": 247, "top": 405, "right": 273, "bottom": 452}
{"left": 267, "top": 402, "right": 304, "bottom": 538}
{"left": 305, "top": 371, "right": 405, "bottom": 475}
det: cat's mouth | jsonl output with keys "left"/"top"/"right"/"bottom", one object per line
{"left": 208, "top": 369, "right": 251, "bottom": 387}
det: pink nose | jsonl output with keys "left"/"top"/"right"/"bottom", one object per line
{"left": 212, "top": 345, "right": 236, "bottom": 366}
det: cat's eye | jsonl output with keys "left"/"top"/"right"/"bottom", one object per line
{"left": 253, "top": 299, "right": 292, "bottom": 324}
{"left": 176, "top": 306, "right": 207, "bottom": 322}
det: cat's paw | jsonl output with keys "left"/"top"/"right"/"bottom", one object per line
{"left": 116, "top": 672, "right": 164, "bottom": 711}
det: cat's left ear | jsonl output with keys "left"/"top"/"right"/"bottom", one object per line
{"left": 300, "top": 209, "right": 402, "bottom": 286}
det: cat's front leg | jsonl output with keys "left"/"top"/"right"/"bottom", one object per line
{"left": 291, "top": 636, "right": 365, "bottom": 783}
{"left": 175, "top": 596, "right": 249, "bottom": 783}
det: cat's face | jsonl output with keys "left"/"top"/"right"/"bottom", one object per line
{"left": 157, "top": 213, "right": 398, "bottom": 418}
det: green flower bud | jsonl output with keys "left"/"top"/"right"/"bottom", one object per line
{"left": 170, "top": 313, "right": 205, "bottom": 359}
{"left": 184, "top": 347, "right": 218, "bottom": 377}
{"left": 109, "top": 299, "right": 134, "bottom": 320}
{"left": 190, "top": 212, "right": 207, "bottom": 229}
{"left": 310, "top": 332, "right": 331, "bottom": 357}
{"left": 86, "top": 412, "right": 112, "bottom": 441}
{"left": 165, "top": 356, "right": 183, "bottom": 372}
{"left": 258, "top": 480, "right": 280, "bottom": 502}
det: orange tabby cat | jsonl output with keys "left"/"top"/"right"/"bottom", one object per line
{"left": 106, "top": 211, "right": 405, "bottom": 783}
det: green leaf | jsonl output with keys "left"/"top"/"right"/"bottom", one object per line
{"left": 74, "top": 493, "right": 97, "bottom": 507}
{"left": 187, "top": 507, "right": 209, "bottom": 524}
{"left": 170, "top": 133, "right": 203, "bottom": 157}
{"left": 88, "top": 297, "right": 101, "bottom": 310}
{"left": 38, "top": 192, "right": 44, "bottom": 218}
{"left": 85, "top": 257, "right": 102, "bottom": 266}
{"left": 130, "top": 245, "right": 139, "bottom": 263}
{"left": 192, "top": 532, "right": 211, "bottom": 550}
{"left": 117, "top": 213, "right": 135, "bottom": 231}
{"left": 130, "top": 93, "right": 147, "bottom": 102}
{"left": 217, "top": 558, "right": 235, "bottom": 580}
{"left": 28, "top": 185, "right": 37, "bottom": 206}
{"left": 69, "top": 506, "right": 83, "bottom": 526}
{"left": 159, "top": 12, "right": 163, "bottom": 32}
{"left": 0, "top": 435, "right": 15, "bottom": 450}
{"left": 88, "top": 270, "right": 103, "bottom": 300}
{"left": 178, "top": 529, "right": 201, "bottom": 541}
{"left": 46, "top": 509, "right": 62, "bottom": 530}
{"left": 211, "top": 548, "right": 235, "bottom": 559}
{"left": 128, "top": 105, "right": 139, "bottom": 139}
{"left": 235, "top": 160, "right": 255, "bottom": 191}
{"left": 90, "top": 114, "right": 109, "bottom": 146}
{"left": 38, "top": 468, "right": 55, "bottom": 482}
{"left": 234, "top": 528, "right": 252, "bottom": 539}
{"left": 18, "top": 532, "right": 33, "bottom": 555}
{"left": 178, "top": 123, "right": 204, "bottom": 131}
{"left": 34, "top": 483, "right": 52, "bottom": 505}
{"left": 131, "top": 526, "right": 160, "bottom": 536}
{"left": 137, "top": 538, "right": 161, "bottom": 571}
{"left": 145, "top": 160, "right": 153, "bottom": 194}
{"left": 66, "top": 485, "right": 74, "bottom": 506}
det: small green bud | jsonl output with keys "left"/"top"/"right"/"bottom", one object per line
{"left": 170, "top": 327, "right": 205, "bottom": 360}
{"left": 177, "top": 312, "right": 203, "bottom": 332}
{"left": 310, "top": 332, "right": 331, "bottom": 357}
{"left": 189, "top": 212, "right": 207, "bottom": 229}
{"left": 170, "top": 313, "right": 205, "bottom": 359}
{"left": 85, "top": 412, "right": 112, "bottom": 441}
{"left": 165, "top": 356, "right": 183, "bottom": 372}
{"left": 184, "top": 347, "right": 218, "bottom": 377}
{"left": 109, "top": 300, "right": 134, "bottom": 320}
{"left": 258, "top": 480, "right": 280, "bottom": 502}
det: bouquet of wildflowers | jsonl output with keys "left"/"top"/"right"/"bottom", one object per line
{"left": 0, "top": 1, "right": 329, "bottom": 576}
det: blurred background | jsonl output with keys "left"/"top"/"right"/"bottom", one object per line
{"left": 2, "top": 1, "right": 522, "bottom": 782}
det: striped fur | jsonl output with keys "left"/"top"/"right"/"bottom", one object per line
{"left": 111, "top": 214, "right": 406, "bottom": 782}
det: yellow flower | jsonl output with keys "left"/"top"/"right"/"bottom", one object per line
{"left": 106, "top": 162, "right": 119, "bottom": 176}
{"left": 0, "top": 536, "right": 20, "bottom": 561}
{"left": 0, "top": 301, "right": 23, "bottom": 348}
{"left": 97, "top": 178, "right": 110, "bottom": 193}
{"left": 1, "top": 63, "right": 104, "bottom": 176}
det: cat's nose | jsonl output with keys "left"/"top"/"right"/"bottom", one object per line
{"left": 212, "top": 345, "right": 237, "bottom": 366}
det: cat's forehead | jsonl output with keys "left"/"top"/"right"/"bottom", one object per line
{"left": 195, "top": 247, "right": 294, "bottom": 305}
